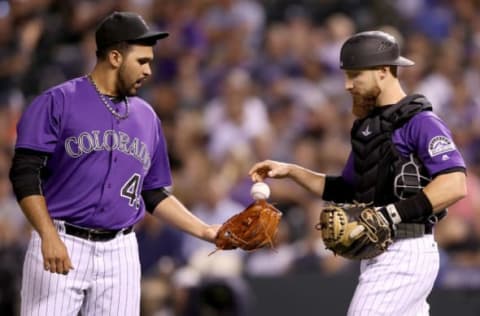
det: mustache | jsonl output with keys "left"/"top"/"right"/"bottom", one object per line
{"left": 351, "top": 87, "right": 381, "bottom": 118}
{"left": 351, "top": 88, "right": 380, "bottom": 103}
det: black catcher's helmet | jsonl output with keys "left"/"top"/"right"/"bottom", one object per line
{"left": 340, "top": 31, "right": 414, "bottom": 69}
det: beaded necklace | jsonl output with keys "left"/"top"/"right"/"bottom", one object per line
{"left": 87, "top": 75, "right": 129, "bottom": 120}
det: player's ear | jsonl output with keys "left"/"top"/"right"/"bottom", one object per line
{"left": 108, "top": 50, "right": 123, "bottom": 68}
{"left": 373, "top": 66, "right": 388, "bottom": 84}
{"left": 378, "top": 66, "right": 389, "bottom": 80}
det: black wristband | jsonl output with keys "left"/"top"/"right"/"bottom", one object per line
{"left": 393, "top": 190, "right": 433, "bottom": 222}
{"left": 323, "top": 176, "right": 355, "bottom": 203}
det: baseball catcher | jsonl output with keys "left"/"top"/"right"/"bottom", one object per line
{"left": 210, "top": 199, "right": 282, "bottom": 255}
{"left": 316, "top": 203, "right": 394, "bottom": 260}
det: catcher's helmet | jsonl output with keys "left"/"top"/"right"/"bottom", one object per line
{"left": 340, "top": 31, "right": 414, "bottom": 69}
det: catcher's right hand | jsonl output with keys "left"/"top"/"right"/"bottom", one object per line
{"left": 316, "top": 203, "right": 394, "bottom": 260}
{"left": 248, "top": 160, "right": 291, "bottom": 182}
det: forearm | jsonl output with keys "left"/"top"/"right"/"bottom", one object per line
{"left": 384, "top": 171, "right": 467, "bottom": 224}
{"left": 423, "top": 171, "right": 467, "bottom": 212}
{"left": 287, "top": 164, "right": 327, "bottom": 196}
{"left": 152, "top": 195, "right": 211, "bottom": 241}
{"left": 19, "top": 195, "right": 58, "bottom": 238}
{"left": 20, "top": 195, "right": 73, "bottom": 274}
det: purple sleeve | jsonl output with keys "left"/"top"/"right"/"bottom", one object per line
{"left": 142, "top": 119, "right": 172, "bottom": 190}
{"left": 393, "top": 111, "right": 466, "bottom": 176}
{"left": 16, "top": 91, "right": 63, "bottom": 152}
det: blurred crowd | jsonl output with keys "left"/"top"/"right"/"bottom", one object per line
{"left": 1, "top": 0, "right": 480, "bottom": 315}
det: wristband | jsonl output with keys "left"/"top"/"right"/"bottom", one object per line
{"left": 384, "top": 204, "right": 402, "bottom": 224}
{"left": 393, "top": 190, "right": 433, "bottom": 222}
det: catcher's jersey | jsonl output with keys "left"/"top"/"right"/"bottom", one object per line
{"left": 342, "top": 110, "right": 466, "bottom": 183}
{"left": 15, "top": 76, "right": 172, "bottom": 229}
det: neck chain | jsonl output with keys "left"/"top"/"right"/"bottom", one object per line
{"left": 87, "top": 75, "right": 129, "bottom": 120}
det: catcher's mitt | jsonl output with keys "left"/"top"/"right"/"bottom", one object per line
{"left": 316, "top": 203, "right": 393, "bottom": 260}
{"left": 210, "top": 199, "right": 282, "bottom": 255}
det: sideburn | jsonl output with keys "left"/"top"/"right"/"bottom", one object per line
{"left": 117, "top": 64, "right": 132, "bottom": 97}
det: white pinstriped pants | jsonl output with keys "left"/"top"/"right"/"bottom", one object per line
{"left": 348, "top": 235, "right": 439, "bottom": 316}
{"left": 20, "top": 226, "right": 141, "bottom": 316}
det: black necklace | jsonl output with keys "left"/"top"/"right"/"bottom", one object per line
{"left": 87, "top": 75, "right": 129, "bottom": 120}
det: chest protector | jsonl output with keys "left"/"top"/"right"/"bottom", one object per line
{"left": 351, "top": 94, "right": 432, "bottom": 206}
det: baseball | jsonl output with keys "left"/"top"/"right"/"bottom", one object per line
{"left": 250, "top": 182, "right": 270, "bottom": 200}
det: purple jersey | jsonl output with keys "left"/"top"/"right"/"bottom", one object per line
{"left": 342, "top": 111, "right": 466, "bottom": 185}
{"left": 15, "top": 76, "right": 172, "bottom": 229}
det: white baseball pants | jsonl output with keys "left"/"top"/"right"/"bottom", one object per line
{"left": 20, "top": 226, "right": 141, "bottom": 316}
{"left": 348, "top": 235, "right": 440, "bottom": 316}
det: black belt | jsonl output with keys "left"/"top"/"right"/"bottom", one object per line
{"left": 64, "top": 222, "right": 133, "bottom": 242}
{"left": 395, "top": 223, "right": 432, "bottom": 239}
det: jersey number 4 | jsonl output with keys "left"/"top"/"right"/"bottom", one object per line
{"left": 121, "top": 173, "right": 141, "bottom": 209}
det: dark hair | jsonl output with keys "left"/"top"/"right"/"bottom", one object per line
{"left": 96, "top": 41, "right": 131, "bottom": 60}
{"left": 95, "top": 38, "right": 158, "bottom": 60}
{"left": 389, "top": 65, "right": 398, "bottom": 78}
{"left": 369, "top": 65, "right": 399, "bottom": 78}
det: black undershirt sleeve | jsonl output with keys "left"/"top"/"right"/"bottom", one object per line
{"left": 322, "top": 176, "right": 355, "bottom": 203}
{"left": 141, "top": 188, "right": 171, "bottom": 213}
{"left": 9, "top": 148, "right": 49, "bottom": 202}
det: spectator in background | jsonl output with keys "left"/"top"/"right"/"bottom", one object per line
{"left": 319, "top": 13, "right": 355, "bottom": 71}
{"left": 0, "top": 1, "right": 41, "bottom": 109}
{"left": 201, "top": 0, "right": 265, "bottom": 52}
{"left": 181, "top": 174, "right": 244, "bottom": 260}
{"left": 0, "top": 147, "right": 27, "bottom": 316}
{"left": 252, "top": 23, "right": 296, "bottom": 88}
{"left": 136, "top": 215, "right": 185, "bottom": 277}
{"left": 150, "top": 0, "right": 207, "bottom": 83}
{"left": 435, "top": 172, "right": 480, "bottom": 289}
{"left": 204, "top": 68, "right": 272, "bottom": 163}
{"left": 416, "top": 40, "right": 462, "bottom": 115}
{"left": 440, "top": 78, "right": 480, "bottom": 165}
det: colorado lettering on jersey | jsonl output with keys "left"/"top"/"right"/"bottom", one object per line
{"left": 64, "top": 130, "right": 151, "bottom": 170}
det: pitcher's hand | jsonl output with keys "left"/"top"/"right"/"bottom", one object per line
{"left": 41, "top": 231, "right": 74, "bottom": 274}
{"left": 203, "top": 224, "right": 221, "bottom": 243}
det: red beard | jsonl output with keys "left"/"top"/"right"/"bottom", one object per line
{"left": 351, "top": 87, "right": 380, "bottom": 118}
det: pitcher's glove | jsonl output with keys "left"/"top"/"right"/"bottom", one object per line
{"left": 210, "top": 200, "right": 282, "bottom": 255}
{"left": 316, "top": 203, "right": 394, "bottom": 260}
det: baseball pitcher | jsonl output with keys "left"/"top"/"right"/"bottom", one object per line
{"left": 9, "top": 12, "right": 218, "bottom": 316}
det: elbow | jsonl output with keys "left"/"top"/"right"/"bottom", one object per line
{"left": 453, "top": 172, "right": 468, "bottom": 202}
{"left": 458, "top": 181, "right": 467, "bottom": 201}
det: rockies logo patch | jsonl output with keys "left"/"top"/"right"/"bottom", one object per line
{"left": 428, "top": 136, "right": 455, "bottom": 157}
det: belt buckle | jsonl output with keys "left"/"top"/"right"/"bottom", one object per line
{"left": 87, "top": 229, "right": 94, "bottom": 241}
{"left": 116, "top": 228, "right": 125, "bottom": 238}
{"left": 87, "top": 228, "right": 103, "bottom": 241}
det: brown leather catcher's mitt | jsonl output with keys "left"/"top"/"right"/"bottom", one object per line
{"left": 316, "top": 203, "right": 393, "bottom": 260}
{"left": 210, "top": 200, "right": 282, "bottom": 254}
